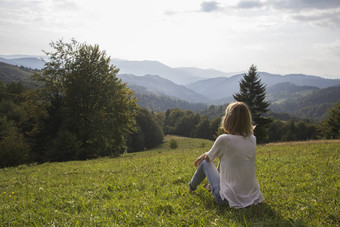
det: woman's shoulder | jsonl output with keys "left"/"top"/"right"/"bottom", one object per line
{"left": 216, "top": 134, "right": 229, "bottom": 140}
{"left": 218, "top": 134, "right": 256, "bottom": 142}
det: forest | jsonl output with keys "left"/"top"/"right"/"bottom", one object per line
{"left": 0, "top": 40, "right": 339, "bottom": 168}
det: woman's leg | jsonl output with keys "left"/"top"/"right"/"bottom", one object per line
{"left": 189, "top": 160, "right": 226, "bottom": 204}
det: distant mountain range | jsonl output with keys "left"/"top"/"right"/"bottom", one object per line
{"left": 0, "top": 62, "right": 37, "bottom": 86}
{"left": 117, "top": 74, "right": 212, "bottom": 103}
{"left": 0, "top": 55, "right": 339, "bottom": 121}
{"left": 111, "top": 59, "right": 237, "bottom": 85}
{"left": 0, "top": 55, "right": 46, "bottom": 70}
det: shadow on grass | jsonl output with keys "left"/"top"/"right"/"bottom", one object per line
{"left": 213, "top": 202, "right": 307, "bottom": 227}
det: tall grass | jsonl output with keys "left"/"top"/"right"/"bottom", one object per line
{"left": 1, "top": 137, "right": 339, "bottom": 226}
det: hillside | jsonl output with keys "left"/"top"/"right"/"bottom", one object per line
{"left": 118, "top": 74, "right": 211, "bottom": 103}
{"left": 133, "top": 91, "right": 207, "bottom": 112}
{"left": 270, "top": 85, "right": 340, "bottom": 121}
{"left": 187, "top": 72, "right": 340, "bottom": 101}
{"left": 0, "top": 62, "right": 36, "bottom": 85}
{"left": 112, "top": 59, "right": 203, "bottom": 84}
{"left": 1, "top": 138, "right": 339, "bottom": 226}
{"left": 0, "top": 56, "right": 45, "bottom": 70}
{"left": 266, "top": 82, "right": 320, "bottom": 103}
{"left": 186, "top": 75, "right": 243, "bottom": 100}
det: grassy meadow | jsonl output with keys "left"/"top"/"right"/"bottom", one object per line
{"left": 1, "top": 136, "right": 339, "bottom": 226}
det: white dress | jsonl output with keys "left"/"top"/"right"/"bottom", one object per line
{"left": 206, "top": 134, "right": 264, "bottom": 208}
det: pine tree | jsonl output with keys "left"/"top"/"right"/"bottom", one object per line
{"left": 233, "top": 65, "right": 271, "bottom": 143}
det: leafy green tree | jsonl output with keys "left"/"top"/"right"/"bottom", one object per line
{"left": 0, "top": 81, "right": 32, "bottom": 167}
{"left": 0, "top": 117, "right": 30, "bottom": 168}
{"left": 175, "top": 112, "right": 200, "bottom": 137}
{"left": 210, "top": 116, "right": 223, "bottom": 139}
{"left": 194, "top": 116, "right": 211, "bottom": 139}
{"left": 33, "top": 39, "right": 137, "bottom": 159}
{"left": 321, "top": 101, "right": 340, "bottom": 139}
{"left": 128, "top": 108, "right": 164, "bottom": 152}
{"left": 233, "top": 65, "right": 271, "bottom": 143}
{"left": 163, "top": 109, "right": 185, "bottom": 135}
{"left": 282, "top": 120, "right": 297, "bottom": 141}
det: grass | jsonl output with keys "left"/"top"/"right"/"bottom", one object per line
{"left": 1, "top": 136, "right": 339, "bottom": 226}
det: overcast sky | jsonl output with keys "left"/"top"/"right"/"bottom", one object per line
{"left": 0, "top": 0, "right": 339, "bottom": 78}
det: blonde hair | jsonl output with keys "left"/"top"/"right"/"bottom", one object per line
{"left": 221, "top": 102, "right": 254, "bottom": 136}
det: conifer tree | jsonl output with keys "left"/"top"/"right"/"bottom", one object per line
{"left": 233, "top": 65, "right": 271, "bottom": 143}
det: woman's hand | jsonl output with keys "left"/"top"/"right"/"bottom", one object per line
{"left": 195, "top": 153, "right": 207, "bottom": 167}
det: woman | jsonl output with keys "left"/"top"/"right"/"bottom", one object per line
{"left": 188, "top": 102, "right": 264, "bottom": 208}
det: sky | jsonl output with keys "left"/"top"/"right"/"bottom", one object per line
{"left": 0, "top": 0, "right": 339, "bottom": 79}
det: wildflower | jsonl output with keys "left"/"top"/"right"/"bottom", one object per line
{"left": 3, "top": 192, "right": 6, "bottom": 195}
{"left": 9, "top": 195, "right": 12, "bottom": 198}
{"left": 11, "top": 192, "right": 14, "bottom": 195}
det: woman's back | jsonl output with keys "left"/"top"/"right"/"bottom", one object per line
{"left": 189, "top": 102, "right": 264, "bottom": 208}
{"left": 208, "top": 134, "right": 263, "bottom": 208}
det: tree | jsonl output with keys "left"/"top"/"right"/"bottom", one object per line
{"left": 33, "top": 39, "right": 137, "bottom": 160}
{"left": 127, "top": 108, "right": 164, "bottom": 152}
{"left": 194, "top": 116, "right": 211, "bottom": 139}
{"left": 0, "top": 81, "right": 30, "bottom": 167}
{"left": 233, "top": 65, "right": 271, "bottom": 143}
{"left": 321, "top": 101, "right": 340, "bottom": 139}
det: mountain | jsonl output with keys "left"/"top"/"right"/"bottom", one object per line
{"left": 174, "top": 67, "right": 240, "bottom": 79}
{"left": 266, "top": 82, "right": 320, "bottom": 103}
{"left": 111, "top": 59, "right": 206, "bottom": 85}
{"left": 283, "top": 74, "right": 340, "bottom": 88}
{"left": 187, "top": 72, "right": 340, "bottom": 101}
{"left": 0, "top": 56, "right": 226, "bottom": 84}
{"left": 133, "top": 91, "right": 207, "bottom": 113}
{"left": 0, "top": 62, "right": 37, "bottom": 85}
{"left": 270, "top": 85, "right": 340, "bottom": 121}
{"left": 0, "top": 56, "right": 45, "bottom": 70}
{"left": 186, "top": 75, "right": 243, "bottom": 101}
{"left": 117, "top": 74, "right": 211, "bottom": 103}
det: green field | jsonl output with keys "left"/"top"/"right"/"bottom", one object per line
{"left": 1, "top": 136, "right": 339, "bottom": 226}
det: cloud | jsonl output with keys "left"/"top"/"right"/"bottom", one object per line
{"left": 234, "top": 0, "right": 340, "bottom": 10}
{"left": 314, "top": 39, "right": 340, "bottom": 57}
{"left": 292, "top": 9, "right": 340, "bottom": 28}
{"left": 235, "top": 0, "right": 340, "bottom": 10}
{"left": 200, "top": 1, "right": 221, "bottom": 12}
{"left": 235, "top": 0, "right": 264, "bottom": 9}
{"left": 234, "top": 0, "right": 340, "bottom": 27}
{"left": 269, "top": 0, "right": 340, "bottom": 11}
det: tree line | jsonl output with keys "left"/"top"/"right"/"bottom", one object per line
{"left": 0, "top": 40, "right": 339, "bottom": 168}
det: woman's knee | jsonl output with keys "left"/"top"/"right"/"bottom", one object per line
{"left": 200, "top": 159, "right": 213, "bottom": 168}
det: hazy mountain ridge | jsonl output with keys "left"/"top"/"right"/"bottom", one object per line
{"left": 270, "top": 85, "right": 340, "bottom": 121}
{"left": 0, "top": 56, "right": 45, "bottom": 70}
{"left": 112, "top": 59, "right": 202, "bottom": 85}
{"left": 266, "top": 82, "right": 320, "bottom": 103}
{"left": 187, "top": 72, "right": 340, "bottom": 101}
{"left": 117, "top": 74, "right": 211, "bottom": 103}
{"left": 0, "top": 62, "right": 37, "bottom": 85}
